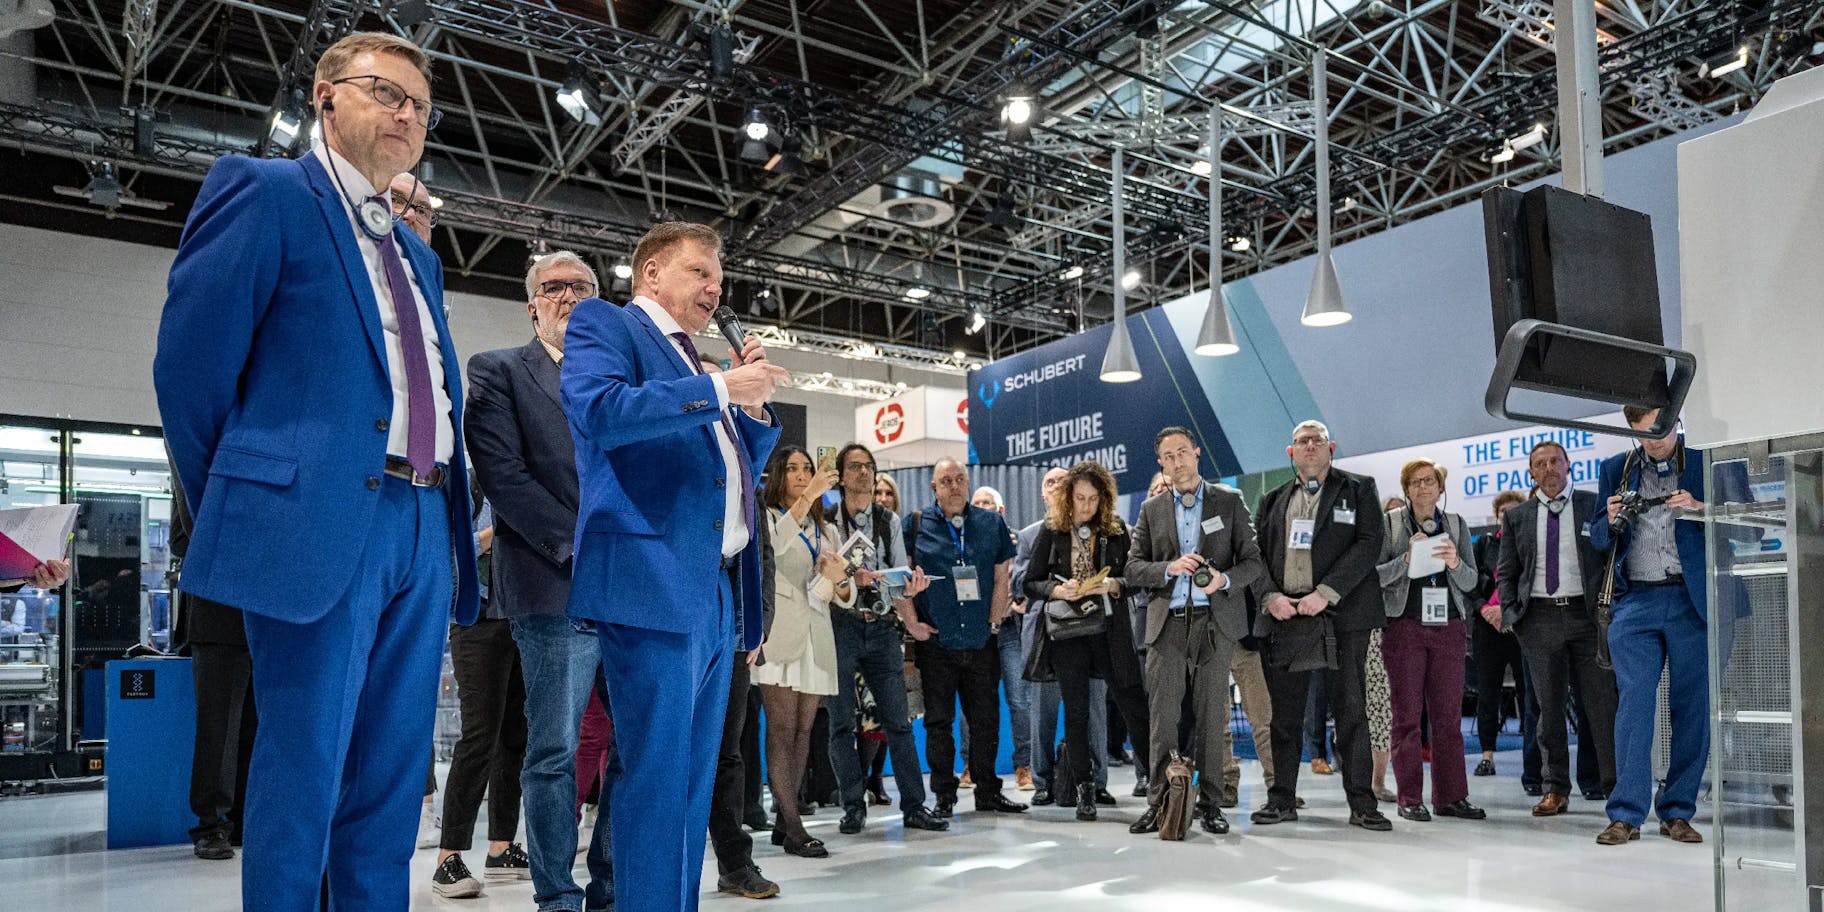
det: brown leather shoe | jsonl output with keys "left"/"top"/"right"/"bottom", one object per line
{"left": 1660, "top": 818, "right": 1704, "bottom": 843}
{"left": 1311, "top": 758, "right": 1335, "bottom": 776}
{"left": 1531, "top": 793, "right": 1569, "bottom": 816}
{"left": 1596, "top": 820, "right": 1640, "bottom": 845}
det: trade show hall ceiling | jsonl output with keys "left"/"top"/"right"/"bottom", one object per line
{"left": 2, "top": 0, "right": 1819, "bottom": 362}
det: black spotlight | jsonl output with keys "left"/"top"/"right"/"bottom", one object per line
{"left": 985, "top": 191, "right": 1019, "bottom": 230}
{"left": 765, "top": 134, "right": 804, "bottom": 175}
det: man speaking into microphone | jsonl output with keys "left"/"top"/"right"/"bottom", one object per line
{"left": 562, "top": 222, "right": 788, "bottom": 912}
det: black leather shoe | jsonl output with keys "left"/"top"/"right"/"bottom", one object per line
{"left": 1031, "top": 788, "right": 1055, "bottom": 806}
{"left": 1523, "top": 783, "right": 1543, "bottom": 797}
{"left": 1397, "top": 804, "right": 1431, "bottom": 822}
{"left": 1582, "top": 788, "right": 1610, "bottom": 801}
{"left": 1250, "top": 803, "right": 1298, "bottom": 825}
{"left": 1350, "top": 809, "right": 1394, "bottom": 831}
{"left": 780, "top": 834, "right": 828, "bottom": 858}
{"left": 975, "top": 792, "right": 1029, "bottom": 813}
{"left": 1436, "top": 799, "right": 1487, "bottom": 820}
{"left": 933, "top": 798, "right": 955, "bottom": 818}
{"left": 743, "top": 810, "right": 773, "bottom": 831}
{"left": 839, "top": 808, "right": 865, "bottom": 834}
{"left": 1200, "top": 809, "right": 1230, "bottom": 834}
{"left": 903, "top": 806, "right": 950, "bottom": 831}
{"left": 1076, "top": 784, "right": 1098, "bottom": 821}
{"left": 1095, "top": 788, "right": 1117, "bottom": 806}
{"left": 1474, "top": 759, "right": 1496, "bottom": 777}
{"left": 192, "top": 831, "right": 234, "bottom": 860}
{"left": 1129, "top": 805, "right": 1161, "bottom": 834}
{"left": 1132, "top": 774, "right": 1149, "bottom": 798}
{"left": 716, "top": 865, "right": 780, "bottom": 899}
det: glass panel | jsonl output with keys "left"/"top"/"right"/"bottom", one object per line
{"left": 67, "top": 429, "right": 171, "bottom": 743}
{"left": 0, "top": 425, "right": 67, "bottom": 756}
{"left": 1708, "top": 447, "right": 1807, "bottom": 911}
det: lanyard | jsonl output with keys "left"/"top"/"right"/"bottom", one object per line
{"left": 779, "top": 509, "right": 821, "bottom": 559}
{"left": 937, "top": 507, "right": 967, "bottom": 562}
{"left": 1410, "top": 508, "right": 1444, "bottom": 587}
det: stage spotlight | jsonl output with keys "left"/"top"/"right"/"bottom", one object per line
{"left": 1121, "top": 268, "right": 1141, "bottom": 291}
{"left": 1507, "top": 122, "right": 1547, "bottom": 151}
{"left": 1699, "top": 44, "right": 1750, "bottom": 78}
{"left": 985, "top": 192, "right": 1019, "bottom": 230}
{"left": 740, "top": 107, "right": 773, "bottom": 162}
{"left": 270, "top": 88, "right": 306, "bottom": 149}
{"left": 557, "top": 61, "right": 603, "bottom": 125}
{"left": 765, "top": 134, "right": 804, "bottom": 174}
{"left": 1000, "top": 82, "right": 1034, "bottom": 143}
{"left": 707, "top": 23, "right": 736, "bottom": 80}
{"left": 1228, "top": 236, "right": 1250, "bottom": 252}
{"left": 904, "top": 286, "right": 932, "bottom": 300}
{"left": 1059, "top": 264, "right": 1084, "bottom": 280}
{"left": 965, "top": 308, "right": 986, "bottom": 335}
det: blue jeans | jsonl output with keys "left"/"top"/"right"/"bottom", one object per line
{"left": 512, "top": 614, "right": 612, "bottom": 912}
{"left": 1606, "top": 584, "right": 1708, "bottom": 827}
{"left": 827, "top": 614, "right": 928, "bottom": 815}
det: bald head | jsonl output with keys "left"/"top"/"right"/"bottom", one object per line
{"left": 931, "top": 459, "right": 970, "bottom": 516}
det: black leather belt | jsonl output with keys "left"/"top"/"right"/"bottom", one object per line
{"left": 835, "top": 603, "right": 893, "bottom": 624}
{"left": 1529, "top": 595, "right": 1584, "bottom": 608}
{"left": 721, "top": 554, "right": 739, "bottom": 570}
{"left": 1631, "top": 575, "right": 1685, "bottom": 588}
{"left": 1169, "top": 603, "right": 1212, "bottom": 619}
{"left": 383, "top": 456, "right": 446, "bottom": 488}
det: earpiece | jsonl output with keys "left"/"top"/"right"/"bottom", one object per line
{"left": 319, "top": 98, "right": 335, "bottom": 112}
{"left": 1285, "top": 446, "right": 1294, "bottom": 459}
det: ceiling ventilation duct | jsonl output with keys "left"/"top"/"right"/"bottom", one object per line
{"left": 871, "top": 170, "right": 954, "bottom": 227}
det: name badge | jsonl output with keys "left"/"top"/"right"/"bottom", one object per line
{"left": 953, "top": 564, "right": 982, "bottom": 602}
{"left": 1421, "top": 587, "right": 1450, "bottom": 625}
{"left": 1334, "top": 507, "right": 1356, "bottom": 525}
{"left": 1288, "top": 518, "right": 1315, "bottom": 551}
{"left": 1202, "top": 515, "right": 1224, "bottom": 535}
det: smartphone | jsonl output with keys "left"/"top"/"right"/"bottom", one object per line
{"left": 815, "top": 446, "right": 838, "bottom": 470}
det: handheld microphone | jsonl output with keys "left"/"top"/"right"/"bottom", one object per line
{"left": 713, "top": 305, "right": 750, "bottom": 361}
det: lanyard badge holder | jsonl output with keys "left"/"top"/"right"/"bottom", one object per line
{"left": 943, "top": 512, "right": 982, "bottom": 602}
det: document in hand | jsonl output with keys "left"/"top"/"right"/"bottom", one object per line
{"left": 1407, "top": 533, "right": 1452, "bottom": 579}
{"left": 0, "top": 504, "right": 79, "bottom": 585}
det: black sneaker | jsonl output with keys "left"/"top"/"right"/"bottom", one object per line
{"left": 1350, "top": 809, "right": 1394, "bottom": 832}
{"left": 1031, "top": 789, "right": 1054, "bottom": 806}
{"left": 1474, "top": 759, "right": 1496, "bottom": 777}
{"left": 1133, "top": 774, "right": 1150, "bottom": 798}
{"left": 432, "top": 854, "right": 484, "bottom": 898}
{"left": 903, "top": 806, "right": 950, "bottom": 831}
{"left": 717, "top": 865, "right": 781, "bottom": 899}
{"left": 1095, "top": 788, "right": 1118, "bottom": 807}
{"left": 1397, "top": 804, "right": 1431, "bottom": 822}
{"left": 1250, "top": 803, "right": 1298, "bottom": 825}
{"left": 484, "top": 842, "right": 531, "bottom": 880}
{"left": 839, "top": 808, "right": 866, "bottom": 834}
{"left": 192, "top": 831, "right": 234, "bottom": 861}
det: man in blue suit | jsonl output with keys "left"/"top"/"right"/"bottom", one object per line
{"left": 153, "top": 32, "right": 478, "bottom": 911}
{"left": 562, "top": 222, "right": 788, "bottom": 912}
{"left": 1589, "top": 406, "right": 1737, "bottom": 847}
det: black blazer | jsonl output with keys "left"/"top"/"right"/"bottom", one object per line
{"left": 1496, "top": 490, "right": 1603, "bottom": 629}
{"left": 167, "top": 449, "right": 245, "bottom": 648}
{"left": 464, "top": 339, "right": 580, "bottom": 619}
{"left": 1023, "top": 524, "right": 1143, "bottom": 689}
{"left": 1253, "top": 467, "right": 1386, "bottom": 633}
{"left": 1472, "top": 532, "right": 1500, "bottom": 606}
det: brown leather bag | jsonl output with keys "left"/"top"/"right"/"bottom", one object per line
{"left": 1158, "top": 751, "right": 1196, "bottom": 841}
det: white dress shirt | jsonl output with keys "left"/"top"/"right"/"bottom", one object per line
{"left": 632, "top": 297, "right": 747, "bottom": 557}
{"left": 312, "top": 146, "right": 454, "bottom": 464}
{"left": 1530, "top": 489, "right": 1583, "bottom": 598}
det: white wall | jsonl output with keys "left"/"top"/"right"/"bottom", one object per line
{"left": 0, "top": 222, "right": 947, "bottom": 452}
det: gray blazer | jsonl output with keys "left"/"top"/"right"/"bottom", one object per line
{"left": 1125, "top": 481, "right": 1265, "bottom": 646}
{"left": 1376, "top": 508, "right": 1479, "bottom": 619}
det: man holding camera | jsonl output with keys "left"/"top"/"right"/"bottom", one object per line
{"left": 1588, "top": 407, "right": 1715, "bottom": 846}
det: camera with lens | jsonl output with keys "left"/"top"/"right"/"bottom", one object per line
{"left": 1191, "top": 564, "right": 1216, "bottom": 589}
{"left": 1608, "top": 489, "right": 1670, "bottom": 535}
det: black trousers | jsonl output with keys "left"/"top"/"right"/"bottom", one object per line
{"left": 1514, "top": 599, "right": 1617, "bottom": 796}
{"left": 739, "top": 684, "right": 765, "bottom": 821}
{"left": 440, "top": 618, "right": 528, "bottom": 849}
{"left": 1471, "top": 618, "right": 1532, "bottom": 753}
{"left": 1053, "top": 632, "right": 1151, "bottom": 789}
{"left": 915, "top": 640, "right": 1003, "bottom": 801}
{"left": 708, "top": 655, "right": 756, "bottom": 875}
{"left": 189, "top": 642, "right": 256, "bottom": 841}
{"left": 1263, "top": 626, "right": 1376, "bottom": 813}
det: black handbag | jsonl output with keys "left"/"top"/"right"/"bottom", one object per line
{"left": 1022, "top": 614, "right": 1057, "bottom": 683}
{"left": 1044, "top": 595, "right": 1109, "bottom": 640}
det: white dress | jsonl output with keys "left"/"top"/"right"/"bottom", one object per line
{"left": 751, "top": 511, "right": 848, "bottom": 696}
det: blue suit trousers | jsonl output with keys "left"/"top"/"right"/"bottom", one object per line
{"left": 1605, "top": 583, "right": 1709, "bottom": 827}
{"left": 596, "top": 569, "right": 734, "bottom": 912}
{"left": 240, "top": 476, "right": 452, "bottom": 911}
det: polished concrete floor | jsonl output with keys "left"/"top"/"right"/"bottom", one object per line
{"left": 0, "top": 747, "right": 1748, "bottom": 911}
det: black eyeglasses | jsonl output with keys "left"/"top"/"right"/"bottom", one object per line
{"left": 539, "top": 279, "right": 597, "bottom": 299}
{"left": 331, "top": 74, "right": 443, "bottom": 130}
{"left": 389, "top": 190, "right": 440, "bottom": 228}
{"left": 843, "top": 460, "right": 876, "bottom": 474}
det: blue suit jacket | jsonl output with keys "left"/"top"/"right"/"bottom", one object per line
{"left": 1588, "top": 438, "right": 1741, "bottom": 620}
{"left": 560, "top": 297, "right": 779, "bottom": 651}
{"left": 153, "top": 154, "right": 480, "bottom": 625}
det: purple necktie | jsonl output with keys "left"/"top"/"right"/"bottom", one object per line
{"left": 372, "top": 209, "right": 437, "bottom": 477}
{"left": 672, "top": 332, "right": 756, "bottom": 533}
{"left": 1544, "top": 502, "right": 1560, "bottom": 595}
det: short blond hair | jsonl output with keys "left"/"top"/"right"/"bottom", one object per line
{"left": 631, "top": 222, "right": 723, "bottom": 291}
{"left": 315, "top": 32, "right": 431, "bottom": 88}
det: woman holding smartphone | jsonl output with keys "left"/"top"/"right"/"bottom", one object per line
{"left": 754, "top": 447, "right": 855, "bottom": 856}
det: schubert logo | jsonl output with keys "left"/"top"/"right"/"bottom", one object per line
{"left": 999, "top": 353, "right": 1088, "bottom": 394}
{"left": 978, "top": 380, "right": 999, "bottom": 409}
{"left": 874, "top": 402, "right": 906, "bottom": 444}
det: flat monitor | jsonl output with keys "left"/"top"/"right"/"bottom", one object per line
{"left": 1483, "top": 184, "right": 1671, "bottom": 408}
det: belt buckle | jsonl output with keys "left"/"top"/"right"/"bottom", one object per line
{"left": 1169, "top": 606, "right": 1187, "bottom": 619}
{"left": 410, "top": 468, "right": 438, "bottom": 488}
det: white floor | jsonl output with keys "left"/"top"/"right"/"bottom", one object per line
{"left": 0, "top": 752, "right": 1724, "bottom": 911}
